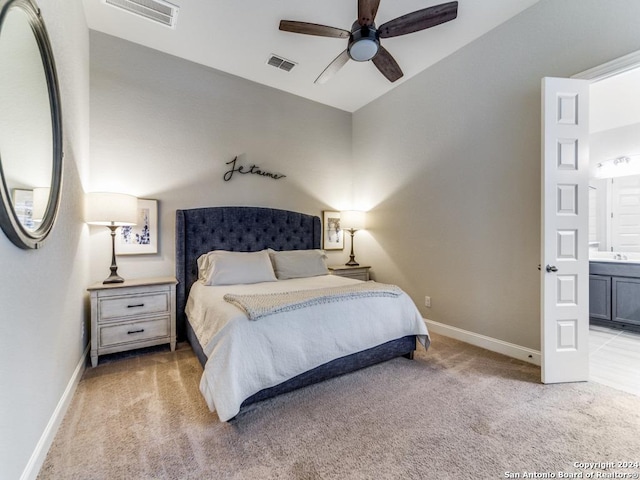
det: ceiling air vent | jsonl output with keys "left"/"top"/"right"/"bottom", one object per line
{"left": 267, "top": 55, "right": 297, "bottom": 72}
{"left": 104, "top": 0, "right": 179, "bottom": 28}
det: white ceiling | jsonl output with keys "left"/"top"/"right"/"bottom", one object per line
{"left": 82, "top": 0, "right": 540, "bottom": 112}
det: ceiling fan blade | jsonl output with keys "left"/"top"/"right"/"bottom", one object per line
{"left": 315, "top": 49, "right": 350, "bottom": 84}
{"left": 372, "top": 46, "right": 403, "bottom": 82}
{"left": 358, "top": 0, "right": 380, "bottom": 26}
{"left": 379, "top": 1, "right": 458, "bottom": 38}
{"left": 279, "top": 20, "right": 350, "bottom": 38}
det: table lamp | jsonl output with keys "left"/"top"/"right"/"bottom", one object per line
{"left": 85, "top": 192, "right": 138, "bottom": 284}
{"left": 341, "top": 210, "right": 366, "bottom": 266}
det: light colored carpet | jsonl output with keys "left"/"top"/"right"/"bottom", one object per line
{"left": 38, "top": 333, "right": 640, "bottom": 479}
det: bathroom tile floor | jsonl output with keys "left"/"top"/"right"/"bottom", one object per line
{"left": 589, "top": 324, "right": 640, "bottom": 396}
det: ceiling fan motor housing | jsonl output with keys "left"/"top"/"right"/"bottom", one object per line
{"left": 348, "top": 22, "right": 380, "bottom": 62}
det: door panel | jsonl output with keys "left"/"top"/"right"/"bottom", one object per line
{"left": 611, "top": 176, "right": 640, "bottom": 252}
{"left": 589, "top": 275, "right": 611, "bottom": 321}
{"left": 541, "top": 77, "right": 590, "bottom": 383}
{"left": 612, "top": 277, "right": 640, "bottom": 326}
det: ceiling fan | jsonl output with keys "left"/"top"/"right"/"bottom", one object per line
{"left": 279, "top": 0, "right": 458, "bottom": 84}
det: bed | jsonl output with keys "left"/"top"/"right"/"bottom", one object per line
{"left": 176, "top": 206, "right": 429, "bottom": 421}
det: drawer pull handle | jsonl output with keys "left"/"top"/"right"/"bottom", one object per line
{"left": 127, "top": 304, "right": 145, "bottom": 308}
{"left": 127, "top": 329, "right": 145, "bottom": 334}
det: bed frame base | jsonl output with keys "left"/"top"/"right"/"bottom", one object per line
{"left": 186, "top": 318, "right": 415, "bottom": 416}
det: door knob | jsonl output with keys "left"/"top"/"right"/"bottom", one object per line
{"left": 546, "top": 264, "right": 558, "bottom": 273}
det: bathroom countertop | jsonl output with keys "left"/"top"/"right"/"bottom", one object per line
{"left": 590, "top": 260, "right": 640, "bottom": 277}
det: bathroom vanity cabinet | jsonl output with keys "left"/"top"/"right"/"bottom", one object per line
{"left": 590, "top": 262, "right": 640, "bottom": 331}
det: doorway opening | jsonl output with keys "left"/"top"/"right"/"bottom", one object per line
{"left": 580, "top": 55, "right": 640, "bottom": 396}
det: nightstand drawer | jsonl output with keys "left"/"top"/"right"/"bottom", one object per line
{"left": 337, "top": 271, "right": 369, "bottom": 281}
{"left": 99, "top": 292, "right": 170, "bottom": 320}
{"left": 328, "top": 265, "right": 371, "bottom": 281}
{"left": 99, "top": 317, "right": 170, "bottom": 347}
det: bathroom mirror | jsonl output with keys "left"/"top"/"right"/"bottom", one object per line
{"left": 0, "top": 0, "right": 63, "bottom": 249}
{"left": 588, "top": 66, "right": 640, "bottom": 260}
{"left": 589, "top": 174, "right": 640, "bottom": 256}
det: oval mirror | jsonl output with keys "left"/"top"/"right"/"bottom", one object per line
{"left": 0, "top": 0, "right": 62, "bottom": 249}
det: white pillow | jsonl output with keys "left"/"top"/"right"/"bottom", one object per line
{"left": 268, "top": 249, "right": 329, "bottom": 280}
{"left": 198, "top": 250, "right": 277, "bottom": 286}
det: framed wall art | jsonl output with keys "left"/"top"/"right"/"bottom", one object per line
{"left": 322, "top": 210, "right": 343, "bottom": 250}
{"left": 116, "top": 198, "right": 158, "bottom": 255}
{"left": 12, "top": 189, "right": 34, "bottom": 229}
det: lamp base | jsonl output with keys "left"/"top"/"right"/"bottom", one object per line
{"left": 103, "top": 272, "right": 125, "bottom": 284}
{"left": 103, "top": 224, "right": 125, "bottom": 284}
{"left": 345, "top": 228, "right": 359, "bottom": 266}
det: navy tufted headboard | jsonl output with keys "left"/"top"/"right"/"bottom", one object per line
{"left": 175, "top": 206, "right": 321, "bottom": 340}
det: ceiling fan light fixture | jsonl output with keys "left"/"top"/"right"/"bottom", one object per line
{"left": 349, "top": 38, "right": 379, "bottom": 61}
{"left": 348, "top": 25, "right": 380, "bottom": 62}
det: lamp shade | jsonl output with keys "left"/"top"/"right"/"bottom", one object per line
{"left": 341, "top": 210, "right": 366, "bottom": 230}
{"left": 85, "top": 192, "right": 138, "bottom": 226}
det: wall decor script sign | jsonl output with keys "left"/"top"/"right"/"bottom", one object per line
{"left": 223, "top": 156, "right": 286, "bottom": 182}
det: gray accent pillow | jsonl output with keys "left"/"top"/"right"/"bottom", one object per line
{"left": 199, "top": 250, "right": 277, "bottom": 285}
{"left": 269, "top": 249, "right": 329, "bottom": 280}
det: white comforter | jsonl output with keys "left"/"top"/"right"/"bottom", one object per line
{"left": 186, "top": 274, "right": 429, "bottom": 421}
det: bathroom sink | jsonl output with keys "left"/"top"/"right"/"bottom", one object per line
{"left": 590, "top": 252, "right": 640, "bottom": 263}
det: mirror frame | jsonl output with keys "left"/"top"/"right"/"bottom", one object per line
{"left": 0, "top": 0, "right": 62, "bottom": 249}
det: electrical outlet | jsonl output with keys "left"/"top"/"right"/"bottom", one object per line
{"left": 425, "top": 296, "right": 431, "bottom": 308}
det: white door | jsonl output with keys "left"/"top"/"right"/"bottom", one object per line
{"left": 541, "top": 77, "right": 590, "bottom": 384}
{"left": 611, "top": 175, "right": 640, "bottom": 252}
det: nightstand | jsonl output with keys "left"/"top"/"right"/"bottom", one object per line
{"left": 328, "top": 265, "right": 371, "bottom": 281}
{"left": 88, "top": 276, "right": 177, "bottom": 367}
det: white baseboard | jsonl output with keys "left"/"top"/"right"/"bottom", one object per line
{"left": 20, "top": 344, "right": 89, "bottom": 480}
{"left": 425, "top": 319, "right": 541, "bottom": 366}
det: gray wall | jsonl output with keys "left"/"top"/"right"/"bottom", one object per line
{"left": 0, "top": 0, "right": 90, "bottom": 478}
{"left": 88, "top": 32, "right": 354, "bottom": 283}
{"left": 352, "top": 0, "right": 640, "bottom": 350}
